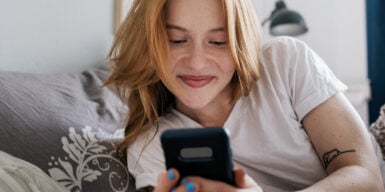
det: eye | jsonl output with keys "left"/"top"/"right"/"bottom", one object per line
{"left": 169, "top": 39, "right": 187, "bottom": 44}
{"left": 209, "top": 41, "right": 227, "bottom": 46}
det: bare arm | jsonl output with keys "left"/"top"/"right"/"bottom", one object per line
{"left": 299, "top": 93, "right": 384, "bottom": 191}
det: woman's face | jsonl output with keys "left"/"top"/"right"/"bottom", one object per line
{"left": 165, "top": 0, "right": 236, "bottom": 110}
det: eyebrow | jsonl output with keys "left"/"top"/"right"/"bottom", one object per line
{"left": 166, "top": 24, "right": 226, "bottom": 33}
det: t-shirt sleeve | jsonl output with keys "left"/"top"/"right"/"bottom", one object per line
{"left": 263, "top": 37, "right": 347, "bottom": 121}
{"left": 288, "top": 39, "right": 347, "bottom": 121}
{"left": 126, "top": 129, "right": 165, "bottom": 189}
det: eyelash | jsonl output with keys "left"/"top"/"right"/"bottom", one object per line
{"left": 169, "top": 40, "right": 227, "bottom": 46}
{"left": 209, "top": 41, "right": 227, "bottom": 46}
{"left": 169, "top": 40, "right": 187, "bottom": 44}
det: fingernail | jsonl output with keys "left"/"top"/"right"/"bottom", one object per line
{"left": 180, "top": 178, "right": 188, "bottom": 184}
{"left": 167, "top": 170, "right": 175, "bottom": 180}
{"left": 185, "top": 182, "right": 195, "bottom": 192}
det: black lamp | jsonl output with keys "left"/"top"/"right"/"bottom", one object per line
{"left": 262, "top": 0, "right": 308, "bottom": 36}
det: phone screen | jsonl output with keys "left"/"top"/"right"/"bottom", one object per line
{"left": 160, "top": 127, "right": 235, "bottom": 186}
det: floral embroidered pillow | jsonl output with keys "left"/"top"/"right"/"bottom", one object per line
{"left": 47, "top": 126, "right": 134, "bottom": 192}
{"left": 0, "top": 66, "right": 135, "bottom": 191}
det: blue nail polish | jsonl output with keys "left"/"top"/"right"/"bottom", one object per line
{"left": 167, "top": 170, "right": 175, "bottom": 180}
{"left": 185, "top": 182, "right": 195, "bottom": 192}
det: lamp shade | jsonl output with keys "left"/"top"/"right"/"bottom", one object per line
{"left": 262, "top": 0, "right": 308, "bottom": 36}
{"left": 270, "top": 9, "right": 308, "bottom": 36}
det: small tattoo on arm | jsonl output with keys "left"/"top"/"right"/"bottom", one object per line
{"left": 322, "top": 148, "right": 356, "bottom": 169}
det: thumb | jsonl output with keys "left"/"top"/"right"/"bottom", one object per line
{"left": 154, "top": 169, "right": 179, "bottom": 192}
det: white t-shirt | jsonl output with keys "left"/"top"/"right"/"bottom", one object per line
{"left": 126, "top": 37, "right": 375, "bottom": 191}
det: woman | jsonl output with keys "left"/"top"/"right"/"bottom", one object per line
{"left": 105, "top": 0, "right": 385, "bottom": 191}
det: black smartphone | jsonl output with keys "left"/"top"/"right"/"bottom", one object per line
{"left": 160, "top": 127, "right": 235, "bottom": 186}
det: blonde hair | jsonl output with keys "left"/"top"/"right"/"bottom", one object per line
{"left": 105, "top": 0, "right": 261, "bottom": 153}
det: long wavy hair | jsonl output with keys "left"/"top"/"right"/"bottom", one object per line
{"left": 105, "top": 0, "right": 262, "bottom": 153}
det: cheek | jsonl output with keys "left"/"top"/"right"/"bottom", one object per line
{"left": 219, "top": 58, "right": 236, "bottom": 76}
{"left": 167, "top": 52, "right": 179, "bottom": 71}
{"left": 168, "top": 50, "right": 180, "bottom": 69}
{"left": 227, "top": 62, "right": 236, "bottom": 74}
{"left": 215, "top": 49, "right": 236, "bottom": 73}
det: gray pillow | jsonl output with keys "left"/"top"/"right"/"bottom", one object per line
{"left": 0, "top": 66, "right": 135, "bottom": 192}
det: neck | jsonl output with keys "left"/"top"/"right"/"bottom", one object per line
{"left": 180, "top": 102, "right": 234, "bottom": 127}
{"left": 176, "top": 86, "right": 235, "bottom": 127}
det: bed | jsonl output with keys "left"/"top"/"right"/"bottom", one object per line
{"left": 1, "top": 64, "right": 385, "bottom": 192}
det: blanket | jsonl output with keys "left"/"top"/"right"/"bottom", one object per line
{"left": 0, "top": 151, "right": 67, "bottom": 192}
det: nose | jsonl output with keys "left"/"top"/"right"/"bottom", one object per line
{"left": 185, "top": 44, "right": 207, "bottom": 70}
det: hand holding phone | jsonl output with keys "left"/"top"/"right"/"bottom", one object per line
{"left": 160, "top": 127, "right": 235, "bottom": 186}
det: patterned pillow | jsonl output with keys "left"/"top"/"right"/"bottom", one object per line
{"left": 370, "top": 104, "right": 385, "bottom": 160}
{"left": 47, "top": 126, "right": 135, "bottom": 192}
{"left": 0, "top": 66, "right": 136, "bottom": 191}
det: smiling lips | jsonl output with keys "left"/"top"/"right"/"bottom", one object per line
{"left": 179, "top": 75, "right": 214, "bottom": 88}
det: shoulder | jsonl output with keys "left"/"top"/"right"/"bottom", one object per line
{"left": 257, "top": 37, "right": 307, "bottom": 79}
{"left": 259, "top": 36, "right": 311, "bottom": 62}
{"left": 261, "top": 36, "right": 309, "bottom": 52}
{"left": 258, "top": 36, "right": 324, "bottom": 73}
